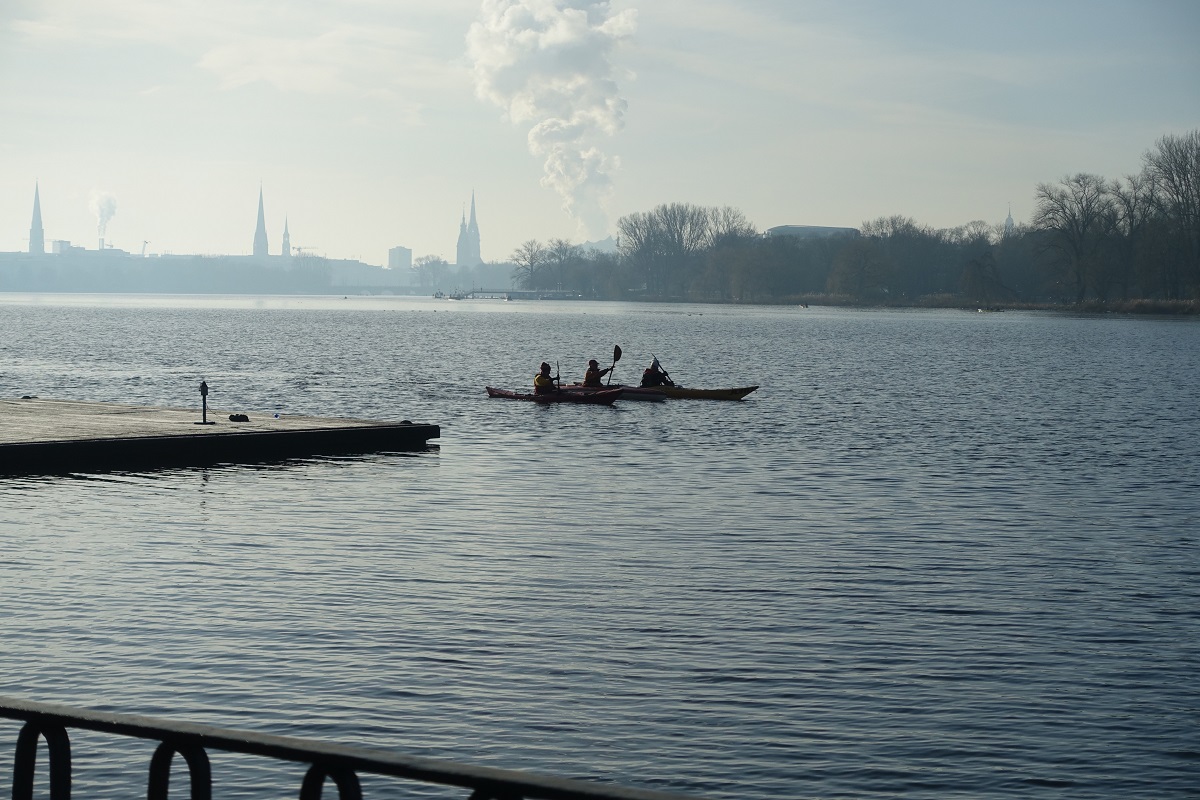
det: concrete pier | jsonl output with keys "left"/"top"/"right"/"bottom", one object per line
{"left": 0, "top": 398, "right": 439, "bottom": 475}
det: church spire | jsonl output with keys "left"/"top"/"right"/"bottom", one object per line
{"left": 455, "top": 193, "right": 482, "bottom": 267}
{"left": 30, "top": 183, "right": 45, "bottom": 255}
{"left": 253, "top": 187, "right": 269, "bottom": 257}
{"left": 282, "top": 217, "right": 291, "bottom": 257}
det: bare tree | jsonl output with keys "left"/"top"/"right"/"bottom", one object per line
{"left": 544, "top": 238, "right": 580, "bottom": 290}
{"left": 654, "top": 203, "right": 710, "bottom": 253}
{"left": 616, "top": 210, "right": 661, "bottom": 293}
{"left": 616, "top": 211, "right": 656, "bottom": 257}
{"left": 651, "top": 203, "right": 711, "bottom": 296}
{"left": 1142, "top": 130, "right": 1200, "bottom": 295}
{"left": 709, "top": 206, "right": 757, "bottom": 245}
{"left": 1111, "top": 172, "right": 1159, "bottom": 298}
{"left": 859, "top": 215, "right": 947, "bottom": 296}
{"left": 946, "top": 220, "right": 995, "bottom": 247}
{"left": 961, "top": 251, "right": 1015, "bottom": 305}
{"left": 1032, "top": 173, "right": 1117, "bottom": 302}
{"left": 510, "top": 239, "right": 547, "bottom": 289}
{"left": 827, "top": 238, "right": 890, "bottom": 298}
{"left": 413, "top": 254, "right": 449, "bottom": 289}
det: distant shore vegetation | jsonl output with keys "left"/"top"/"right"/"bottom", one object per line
{"left": 497, "top": 130, "right": 1200, "bottom": 314}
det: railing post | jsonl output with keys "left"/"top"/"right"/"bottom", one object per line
{"left": 12, "top": 720, "right": 72, "bottom": 800}
{"left": 299, "top": 763, "right": 362, "bottom": 800}
{"left": 147, "top": 741, "right": 212, "bottom": 800}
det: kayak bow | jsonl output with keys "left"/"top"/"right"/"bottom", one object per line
{"left": 653, "top": 385, "right": 758, "bottom": 400}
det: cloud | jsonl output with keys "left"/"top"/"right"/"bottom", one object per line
{"left": 468, "top": 0, "right": 636, "bottom": 239}
{"left": 7, "top": 0, "right": 225, "bottom": 46}
{"left": 197, "top": 25, "right": 427, "bottom": 95}
{"left": 9, "top": 1, "right": 465, "bottom": 102}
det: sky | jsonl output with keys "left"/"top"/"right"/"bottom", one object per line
{"left": 1, "top": 0, "right": 1197, "bottom": 266}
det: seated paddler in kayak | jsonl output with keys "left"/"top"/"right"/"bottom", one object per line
{"left": 582, "top": 359, "right": 613, "bottom": 387}
{"left": 640, "top": 357, "right": 675, "bottom": 388}
{"left": 534, "top": 361, "right": 560, "bottom": 395}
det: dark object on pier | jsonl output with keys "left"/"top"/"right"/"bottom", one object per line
{"left": 196, "top": 380, "right": 215, "bottom": 425}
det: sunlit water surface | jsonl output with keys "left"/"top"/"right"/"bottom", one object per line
{"left": 1, "top": 295, "right": 1197, "bottom": 799}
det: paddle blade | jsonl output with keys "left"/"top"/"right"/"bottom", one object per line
{"left": 613, "top": 345, "right": 622, "bottom": 363}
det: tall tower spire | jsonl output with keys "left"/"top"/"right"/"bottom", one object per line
{"left": 455, "top": 205, "right": 468, "bottom": 266}
{"left": 253, "top": 187, "right": 269, "bottom": 257}
{"left": 29, "top": 183, "right": 45, "bottom": 255}
{"left": 281, "top": 217, "right": 291, "bottom": 257}
{"left": 464, "top": 191, "right": 481, "bottom": 266}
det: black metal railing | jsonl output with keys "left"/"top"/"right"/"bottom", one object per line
{"left": 1, "top": 698, "right": 697, "bottom": 800}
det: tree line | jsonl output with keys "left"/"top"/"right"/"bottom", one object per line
{"left": 490, "top": 130, "right": 1199, "bottom": 308}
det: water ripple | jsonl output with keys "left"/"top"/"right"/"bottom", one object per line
{"left": 1, "top": 300, "right": 1198, "bottom": 799}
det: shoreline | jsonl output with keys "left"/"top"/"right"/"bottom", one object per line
{"left": 1, "top": 289, "right": 1197, "bottom": 315}
{"left": 637, "top": 295, "right": 1200, "bottom": 316}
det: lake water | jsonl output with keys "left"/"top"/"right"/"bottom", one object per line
{"left": 1, "top": 294, "right": 1198, "bottom": 800}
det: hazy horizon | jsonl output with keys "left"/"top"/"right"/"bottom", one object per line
{"left": 2, "top": 0, "right": 1197, "bottom": 265}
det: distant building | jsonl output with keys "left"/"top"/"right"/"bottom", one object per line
{"left": 582, "top": 236, "right": 618, "bottom": 254}
{"left": 327, "top": 258, "right": 409, "bottom": 289}
{"left": 253, "top": 188, "right": 269, "bottom": 257}
{"left": 766, "top": 225, "right": 859, "bottom": 240}
{"left": 388, "top": 246, "right": 413, "bottom": 270}
{"left": 0, "top": 184, "right": 425, "bottom": 294}
{"left": 455, "top": 192, "right": 482, "bottom": 267}
{"left": 51, "top": 240, "right": 84, "bottom": 255}
{"left": 29, "top": 184, "right": 44, "bottom": 255}
{"left": 1004, "top": 205, "right": 1015, "bottom": 237}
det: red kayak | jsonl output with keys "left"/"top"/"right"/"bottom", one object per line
{"left": 485, "top": 386, "right": 622, "bottom": 405}
{"left": 561, "top": 383, "right": 666, "bottom": 402}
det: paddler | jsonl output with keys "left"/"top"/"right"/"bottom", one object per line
{"left": 534, "top": 361, "right": 560, "bottom": 395}
{"left": 582, "top": 359, "right": 613, "bottom": 387}
{"left": 640, "top": 357, "right": 674, "bottom": 388}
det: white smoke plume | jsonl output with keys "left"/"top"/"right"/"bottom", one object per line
{"left": 468, "top": 0, "right": 636, "bottom": 240}
{"left": 89, "top": 190, "right": 118, "bottom": 238}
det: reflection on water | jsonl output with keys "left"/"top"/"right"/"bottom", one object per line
{"left": 1, "top": 296, "right": 1198, "bottom": 799}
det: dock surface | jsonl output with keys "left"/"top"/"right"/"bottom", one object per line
{"left": 0, "top": 398, "right": 439, "bottom": 475}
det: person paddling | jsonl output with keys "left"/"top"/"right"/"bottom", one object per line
{"left": 534, "top": 361, "right": 560, "bottom": 395}
{"left": 640, "top": 357, "right": 674, "bottom": 388}
{"left": 582, "top": 358, "right": 613, "bottom": 387}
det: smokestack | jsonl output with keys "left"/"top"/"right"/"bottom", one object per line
{"left": 89, "top": 190, "right": 118, "bottom": 249}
